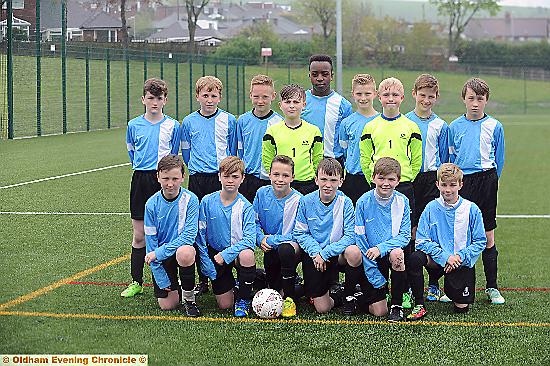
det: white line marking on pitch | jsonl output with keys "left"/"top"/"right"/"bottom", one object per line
{"left": 0, "top": 163, "right": 130, "bottom": 189}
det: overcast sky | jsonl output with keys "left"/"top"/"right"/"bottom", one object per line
{"left": 405, "top": 0, "right": 550, "bottom": 8}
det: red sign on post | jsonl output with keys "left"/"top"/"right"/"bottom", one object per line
{"left": 261, "top": 48, "right": 272, "bottom": 57}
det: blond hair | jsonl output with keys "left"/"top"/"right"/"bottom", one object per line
{"left": 219, "top": 156, "right": 245, "bottom": 175}
{"left": 437, "top": 163, "right": 463, "bottom": 183}
{"left": 378, "top": 77, "right": 404, "bottom": 95}
{"left": 195, "top": 76, "right": 223, "bottom": 95}
{"left": 250, "top": 74, "right": 274, "bottom": 92}
{"left": 352, "top": 74, "right": 376, "bottom": 91}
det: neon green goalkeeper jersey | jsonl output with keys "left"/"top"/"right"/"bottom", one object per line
{"left": 262, "top": 120, "right": 323, "bottom": 182}
{"left": 359, "top": 114, "right": 422, "bottom": 183}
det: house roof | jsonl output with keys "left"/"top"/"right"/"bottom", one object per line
{"left": 464, "top": 17, "right": 549, "bottom": 39}
{"left": 40, "top": 0, "right": 121, "bottom": 30}
{"left": 146, "top": 20, "right": 227, "bottom": 42}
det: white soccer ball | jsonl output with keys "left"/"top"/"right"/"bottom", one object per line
{"left": 252, "top": 288, "right": 284, "bottom": 319}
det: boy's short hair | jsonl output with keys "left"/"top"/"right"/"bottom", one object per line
{"left": 271, "top": 155, "right": 295, "bottom": 175}
{"left": 250, "top": 74, "right": 274, "bottom": 92}
{"left": 461, "top": 77, "right": 490, "bottom": 100}
{"left": 195, "top": 76, "right": 223, "bottom": 95}
{"left": 143, "top": 78, "right": 168, "bottom": 97}
{"left": 378, "top": 77, "right": 404, "bottom": 95}
{"left": 317, "top": 157, "right": 343, "bottom": 178}
{"left": 373, "top": 157, "right": 401, "bottom": 179}
{"left": 309, "top": 54, "right": 333, "bottom": 70}
{"left": 219, "top": 156, "right": 245, "bottom": 175}
{"left": 157, "top": 154, "right": 185, "bottom": 175}
{"left": 352, "top": 73, "right": 376, "bottom": 91}
{"left": 280, "top": 84, "right": 306, "bottom": 102}
{"left": 437, "top": 163, "right": 463, "bottom": 183}
{"left": 413, "top": 73, "right": 439, "bottom": 96}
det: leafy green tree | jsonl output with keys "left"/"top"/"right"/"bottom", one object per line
{"left": 429, "top": 0, "right": 500, "bottom": 57}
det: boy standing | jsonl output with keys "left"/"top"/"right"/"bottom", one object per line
{"left": 195, "top": 156, "right": 257, "bottom": 317}
{"left": 405, "top": 74, "right": 450, "bottom": 302}
{"left": 339, "top": 74, "right": 379, "bottom": 205}
{"left": 237, "top": 74, "right": 284, "bottom": 203}
{"left": 144, "top": 155, "right": 201, "bottom": 316}
{"left": 448, "top": 77, "right": 506, "bottom": 305}
{"left": 351, "top": 157, "right": 411, "bottom": 322}
{"left": 253, "top": 155, "right": 302, "bottom": 318}
{"left": 407, "top": 163, "right": 487, "bottom": 320}
{"left": 181, "top": 76, "right": 238, "bottom": 295}
{"left": 262, "top": 84, "right": 323, "bottom": 195}
{"left": 293, "top": 158, "right": 355, "bottom": 314}
{"left": 301, "top": 54, "right": 353, "bottom": 166}
{"left": 122, "top": 78, "right": 180, "bottom": 298}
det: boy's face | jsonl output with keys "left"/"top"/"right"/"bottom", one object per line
{"left": 142, "top": 92, "right": 167, "bottom": 116}
{"left": 196, "top": 87, "right": 221, "bottom": 115}
{"left": 413, "top": 87, "right": 438, "bottom": 116}
{"left": 250, "top": 84, "right": 276, "bottom": 116}
{"left": 463, "top": 87, "right": 488, "bottom": 120}
{"left": 219, "top": 170, "right": 245, "bottom": 195}
{"left": 309, "top": 61, "right": 333, "bottom": 96}
{"left": 315, "top": 170, "right": 343, "bottom": 203}
{"left": 352, "top": 84, "right": 377, "bottom": 110}
{"left": 269, "top": 161, "right": 294, "bottom": 196}
{"left": 372, "top": 172, "right": 399, "bottom": 198}
{"left": 379, "top": 85, "right": 404, "bottom": 116}
{"left": 157, "top": 167, "right": 184, "bottom": 200}
{"left": 436, "top": 178, "right": 463, "bottom": 205}
{"left": 279, "top": 97, "right": 306, "bottom": 119}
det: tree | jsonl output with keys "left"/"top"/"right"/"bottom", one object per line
{"left": 186, "top": 0, "right": 210, "bottom": 55}
{"left": 294, "top": 0, "right": 336, "bottom": 51}
{"left": 430, "top": 0, "right": 500, "bottom": 57}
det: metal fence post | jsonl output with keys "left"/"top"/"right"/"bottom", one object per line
{"left": 61, "top": 0, "right": 67, "bottom": 134}
{"left": 106, "top": 48, "right": 111, "bottom": 129}
{"left": 85, "top": 47, "right": 90, "bottom": 131}
{"left": 175, "top": 54, "right": 179, "bottom": 120}
{"left": 143, "top": 49, "right": 147, "bottom": 82}
{"left": 126, "top": 48, "right": 130, "bottom": 123}
{"left": 236, "top": 61, "right": 240, "bottom": 113}
{"left": 225, "top": 59, "right": 229, "bottom": 111}
{"left": 36, "top": 0, "right": 42, "bottom": 136}
{"left": 189, "top": 55, "right": 193, "bottom": 115}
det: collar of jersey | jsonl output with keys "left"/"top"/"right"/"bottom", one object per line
{"left": 381, "top": 113, "right": 401, "bottom": 122}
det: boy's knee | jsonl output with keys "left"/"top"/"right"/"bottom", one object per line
{"left": 278, "top": 243, "right": 296, "bottom": 263}
{"left": 407, "top": 251, "right": 427, "bottom": 272}
{"left": 389, "top": 248, "right": 405, "bottom": 271}
{"left": 238, "top": 249, "right": 255, "bottom": 267}
{"left": 176, "top": 245, "right": 196, "bottom": 266}
{"left": 344, "top": 245, "right": 362, "bottom": 267}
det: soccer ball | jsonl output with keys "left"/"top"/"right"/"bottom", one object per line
{"left": 252, "top": 289, "right": 283, "bottom": 319}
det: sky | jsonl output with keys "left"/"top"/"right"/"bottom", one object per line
{"left": 404, "top": 0, "right": 550, "bottom": 8}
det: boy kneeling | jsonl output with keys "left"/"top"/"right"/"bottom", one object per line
{"left": 407, "top": 163, "right": 486, "bottom": 320}
{"left": 144, "top": 155, "right": 201, "bottom": 316}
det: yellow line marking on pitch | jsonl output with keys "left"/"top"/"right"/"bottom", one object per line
{"left": 0, "top": 310, "right": 548, "bottom": 328}
{"left": 0, "top": 254, "right": 130, "bottom": 310}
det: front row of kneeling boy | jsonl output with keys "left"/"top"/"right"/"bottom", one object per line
{"left": 144, "top": 153, "right": 486, "bottom": 322}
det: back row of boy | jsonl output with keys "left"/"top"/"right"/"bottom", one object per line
{"left": 123, "top": 54, "right": 506, "bottom": 322}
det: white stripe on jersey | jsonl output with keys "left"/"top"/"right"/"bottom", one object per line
{"left": 453, "top": 199, "right": 472, "bottom": 253}
{"left": 391, "top": 195, "right": 405, "bottom": 237}
{"left": 199, "top": 220, "right": 207, "bottom": 230}
{"left": 355, "top": 225, "right": 365, "bottom": 235}
{"left": 424, "top": 118, "right": 445, "bottom": 171}
{"left": 323, "top": 94, "right": 342, "bottom": 158}
{"left": 282, "top": 193, "right": 301, "bottom": 236}
{"left": 215, "top": 112, "right": 230, "bottom": 168}
{"left": 127, "top": 143, "right": 134, "bottom": 151}
{"left": 157, "top": 119, "right": 176, "bottom": 164}
{"left": 330, "top": 196, "right": 345, "bottom": 243}
{"left": 144, "top": 225, "right": 157, "bottom": 235}
{"left": 177, "top": 191, "right": 191, "bottom": 235}
{"left": 230, "top": 198, "right": 244, "bottom": 246}
{"left": 480, "top": 118, "right": 498, "bottom": 171}
{"left": 295, "top": 221, "right": 308, "bottom": 231}
{"left": 180, "top": 141, "right": 190, "bottom": 150}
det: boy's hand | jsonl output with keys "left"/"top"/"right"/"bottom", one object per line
{"left": 260, "top": 236, "right": 272, "bottom": 252}
{"left": 144, "top": 251, "right": 156, "bottom": 265}
{"left": 444, "top": 254, "right": 462, "bottom": 273}
{"left": 213, "top": 253, "right": 225, "bottom": 266}
{"left": 365, "top": 247, "right": 381, "bottom": 261}
{"left": 312, "top": 254, "right": 326, "bottom": 272}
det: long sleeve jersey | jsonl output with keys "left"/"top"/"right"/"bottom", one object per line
{"left": 253, "top": 185, "right": 302, "bottom": 249}
{"left": 236, "top": 110, "right": 283, "bottom": 179}
{"left": 448, "top": 114, "right": 505, "bottom": 177}
{"left": 196, "top": 192, "right": 256, "bottom": 279}
{"left": 180, "top": 109, "right": 237, "bottom": 175}
{"left": 405, "top": 111, "right": 449, "bottom": 172}
{"left": 359, "top": 114, "right": 422, "bottom": 184}
{"left": 301, "top": 90, "right": 353, "bottom": 159}
{"left": 144, "top": 188, "right": 199, "bottom": 289}
{"left": 339, "top": 112, "right": 379, "bottom": 174}
{"left": 262, "top": 121, "right": 323, "bottom": 182}
{"left": 416, "top": 196, "right": 487, "bottom": 268}
{"left": 126, "top": 115, "right": 180, "bottom": 170}
{"left": 354, "top": 190, "right": 411, "bottom": 288}
{"left": 294, "top": 190, "right": 355, "bottom": 260}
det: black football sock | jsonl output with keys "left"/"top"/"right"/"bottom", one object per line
{"left": 344, "top": 265, "right": 363, "bottom": 297}
{"left": 407, "top": 251, "right": 427, "bottom": 306}
{"left": 482, "top": 246, "right": 499, "bottom": 289}
{"left": 390, "top": 269, "right": 407, "bottom": 307}
{"left": 130, "top": 247, "right": 145, "bottom": 285}
{"left": 238, "top": 265, "right": 256, "bottom": 301}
